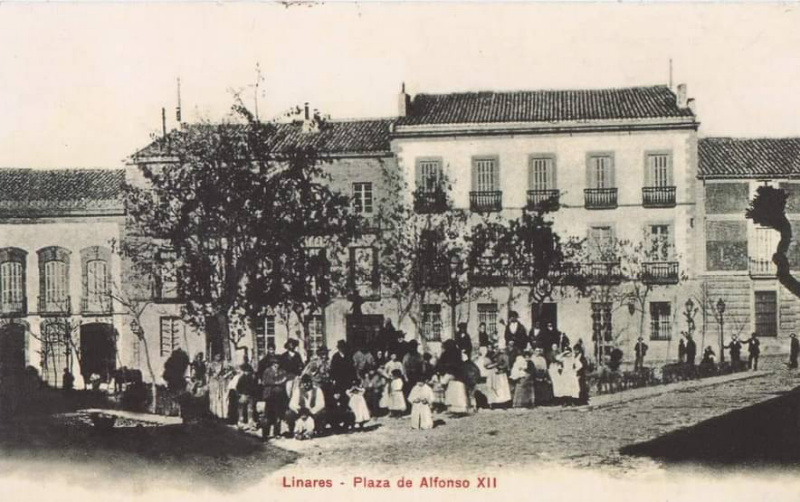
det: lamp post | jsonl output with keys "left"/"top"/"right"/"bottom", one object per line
{"left": 717, "top": 298, "right": 726, "bottom": 363}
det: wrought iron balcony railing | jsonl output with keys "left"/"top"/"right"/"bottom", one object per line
{"left": 526, "top": 189, "right": 560, "bottom": 211}
{"left": 642, "top": 186, "right": 677, "bottom": 208}
{"left": 414, "top": 191, "right": 448, "bottom": 214}
{"left": 81, "top": 296, "right": 113, "bottom": 314}
{"left": 469, "top": 256, "right": 508, "bottom": 287}
{"left": 576, "top": 262, "right": 622, "bottom": 285}
{"left": 0, "top": 297, "right": 27, "bottom": 316}
{"left": 38, "top": 295, "right": 71, "bottom": 315}
{"left": 749, "top": 257, "right": 777, "bottom": 278}
{"left": 584, "top": 188, "right": 618, "bottom": 209}
{"left": 469, "top": 191, "right": 503, "bottom": 213}
{"left": 642, "top": 261, "right": 680, "bottom": 285}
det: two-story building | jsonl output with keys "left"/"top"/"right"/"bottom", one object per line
{"left": 0, "top": 168, "right": 129, "bottom": 388}
{"left": 697, "top": 137, "right": 800, "bottom": 357}
{"left": 391, "top": 84, "right": 701, "bottom": 362}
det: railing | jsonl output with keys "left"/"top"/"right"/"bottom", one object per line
{"left": 642, "top": 186, "right": 677, "bottom": 208}
{"left": 469, "top": 191, "right": 503, "bottom": 213}
{"left": 526, "top": 189, "right": 560, "bottom": 211}
{"left": 81, "top": 296, "right": 113, "bottom": 314}
{"left": 642, "top": 261, "right": 680, "bottom": 285}
{"left": 584, "top": 188, "right": 618, "bottom": 209}
{"left": 0, "top": 297, "right": 27, "bottom": 316}
{"left": 414, "top": 191, "right": 448, "bottom": 214}
{"left": 575, "top": 262, "right": 622, "bottom": 285}
{"left": 749, "top": 257, "right": 777, "bottom": 278}
{"left": 469, "top": 256, "right": 508, "bottom": 287}
{"left": 38, "top": 295, "right": 71, "bottom": 314}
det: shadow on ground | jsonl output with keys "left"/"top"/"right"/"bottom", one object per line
{"left": 0, "top": 389, "right": 298, "bottom": 493}
{"left": 621, "top": 386, "right": 800, "bottom": 468}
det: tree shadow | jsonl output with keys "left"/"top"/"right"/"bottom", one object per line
{"left": 621, "top": 386, "right": 800, "bottom": 469}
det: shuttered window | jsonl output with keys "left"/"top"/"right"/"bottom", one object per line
{"left": 159, "top": 317, "right": 183, "bottom": 357}
{"left": 416, "top": 159, "right": 442, "bottom": 192}
{"left": 647, "top": 153, "right": 672, "bottom": 187}
{"left": 588, "top": 155, "right": 614, "bottom": 189}
{"left": 529, "top": 157, "right": 555, "bottom": 191}
{"left": 1, "top": 262, "right": 23, "bottom": 305}
{"left": 754, "top": 291, "right": 778, "bottom": 337}
{"left": 472, "top": 157, "right": 498, "bottom": 192}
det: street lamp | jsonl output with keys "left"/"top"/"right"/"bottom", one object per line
{"left": 717, "top": 298, "right": 726, "bottom": 363}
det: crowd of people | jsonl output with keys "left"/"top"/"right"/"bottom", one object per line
{"left": 195, "top": 311, "right": 589, "bottom": 441}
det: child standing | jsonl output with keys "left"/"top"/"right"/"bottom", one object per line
{"left": 294, "top": 408, "right": 315, "bottom": 440}
{"left": 388, "top": 369, "right": 407, "bottom": 417}
{"left": 408, "top": 380, "right": 434, "bottom": 430}
{"left": 429, "top": 370, "right": 447, "bottom": 413}
{"left": 347, "top": 383, "right": 371, "bottom": 428}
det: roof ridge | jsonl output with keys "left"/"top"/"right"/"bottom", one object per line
{"left": 701, "top": 136, "right": 800, "bottom": 141}
{"left": 412, "top": 84, "right": 671, "bottom": 97}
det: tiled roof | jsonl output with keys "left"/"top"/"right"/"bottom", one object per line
{"left": 397, "top": 85, "right": 695, "bottom": 126}
{"left": 699, "top": 138, "right": 800, "bottom": 179}
{"left": 133, "top": 118, "right": 395, "bottom": 160}
{"left": 0, "top": 168, "right": 124, "bottom": 217}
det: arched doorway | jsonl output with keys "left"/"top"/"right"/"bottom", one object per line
{"left": 80, "top": 323, "right": 117, "bottom": 382}
{"left": 0, "top": 323, "right": 25, "bottom": 377}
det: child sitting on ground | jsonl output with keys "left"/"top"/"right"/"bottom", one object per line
{"left": 408, "top": 379, "right": 434, "bottom": 430}
{"left": 294, "top": 407, "right": 315, "bottom": 440}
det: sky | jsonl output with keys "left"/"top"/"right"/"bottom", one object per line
{"left": 2, "top": 2, "right": 800, "bottom": 169}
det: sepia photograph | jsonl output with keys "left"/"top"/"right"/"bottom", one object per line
{"left": 1, "top": 2, "right": 800, "bottom": 501}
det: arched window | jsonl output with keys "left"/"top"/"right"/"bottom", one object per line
{"left": 80, "top": 247, "right": 111, "bottom": 313}
{"left": 38, "top": 247, "right": 71, "bottom": 314}
{"left": 0, "top": 247, "right": 27, "bottom": 315}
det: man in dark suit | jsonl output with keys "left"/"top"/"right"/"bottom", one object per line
{"left": 685, "top": 335, "right": 697, "bottom": 367}
{"left": 634, "top": 337, "right": 648, "bottom": 371}
{"left": 743, "top": 332, "right": 761, "bottom": 371}
{"left": 504, "top": 311, "right": 529, "bottom": 351}
{"left": 455, "top": 322, "right": 473, "bottom": 358}
{"left": 329, "top": 340, "right": 355, "bottom": 393}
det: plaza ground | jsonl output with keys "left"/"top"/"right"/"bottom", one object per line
{"left": 1, "top": 356, "right": 799, "bottom": 493}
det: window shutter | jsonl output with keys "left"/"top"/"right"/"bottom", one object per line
{"left": 549, "top": 158, "right": 557, "bottom": 190}
{"left": 415, "top": 160, "right": 422, "bottom": 190}
{"left": 667, "top": 153, "right": 674, "bottom": 186}
{"left": 608, "top": 155, "right": 616, "bottom": 187}
{"left": 493, "top": 158, "right": 500, "bottom": 192}
{"left": 644, "top": 154, "right": 652, "bottom": 187}
{"left": 471, "top": 158, "right": 478, "bottom": 191}
{"left": 586, "top": 156, "right": 595, "bottom": 189}
{"left": 528, "top": 158, "right": 534, "bottom": 190}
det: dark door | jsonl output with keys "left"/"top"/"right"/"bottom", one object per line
{"left": 80, "top": 323, "right": 117, "bottom": 381}
{"left": 346, "top": 314, "right": 384, "bottom": 351}
{"left": 532, "top": 302, "right": 558, "bottom": 331}
{"left": 0, "top": 324, "right": 25, "bottom": 377}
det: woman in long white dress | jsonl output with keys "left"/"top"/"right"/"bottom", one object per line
{"left": 408, "top": 381, "right": 434, "bottom": 430}
{"left": 379, "top": 353, "right": 405, "bottom": 411}
{"left": 560, "top": 349, "right": 583, "bottom": 405}
{"left": 486, "top": 348, "right": 512, "bottom": 408}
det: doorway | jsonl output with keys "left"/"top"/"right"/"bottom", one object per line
{"left": 80, "top": 323, "right": 117, "bottom": 381}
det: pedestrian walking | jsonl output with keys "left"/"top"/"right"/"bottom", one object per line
{"left": 743, "top": 332, "right": 761, "bottom": 370}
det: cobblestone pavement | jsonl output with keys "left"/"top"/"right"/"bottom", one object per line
{"left": 276, "top": 362, "right": 800, "bottom": 476}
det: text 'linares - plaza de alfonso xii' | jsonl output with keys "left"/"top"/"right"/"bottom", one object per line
{"left": 1, "top": 80, "right": 798, "bottom": 389}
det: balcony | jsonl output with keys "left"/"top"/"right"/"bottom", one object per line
{"left": 0, "top": 297, "right": 27, "bottom": 317}
{"left": 749, "top": 257, "right": 777, "bottom": 278}
{"left": 38, "top": 295, "right": 71, "bottom": 315}
{"left": 584, "top": 188, "right": 618, "bottom": 209}
{"left": 82, "top": 296, "right": 113, "bottom": 315}
{"left": 642, "top": 261, "right": 680, "bottom": 285}
{"left": 414, "top": 191, "right": 448, "bottom": 214}
{"left": 526, "top": 189, "right": 560, "bottom": 211}
{"left": 469, "top": 256, "right": 508, "bottom": 287}
{"left": 575, "top": 262, "right": 622, "bottom": 285}
{"left": 642, "top": 186, "right": 676, "bottom": 208}
{"left": 469, "top": 191, "right": 503, "bottom": 213}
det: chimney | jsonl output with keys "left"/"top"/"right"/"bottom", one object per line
{"left": 676, "top": 83, "right": 688, "bottom": 108}
{"left": 304, "top": 102, "right": 310, "bottom": 120}
{"left": 398, "top": 82, "right": 410, "bottom": 117}
{"left": 302, "top": 102, "right": 320, "bottom": 134}
{"left": 161, "top": 107, "right": 167, "bottom": 138}
{"left": 687, "top": 97, "right": 697, "bottom": 115}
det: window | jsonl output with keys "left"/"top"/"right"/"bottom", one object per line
{"left": 350, "top": 246, "right": 379, "bottom": 299}
{"left": 40, "top": 321, "right": 70, "bottom": 387}
{"left": 649, "top": 302, "right": 672, "bottom": 341}
{"left": 647, "top": 224, "right": 673, "bottom": 261}
{"left": 706, "top": 221, "right": 748, "bottom": 271}
{"left": 132, "top": 335, "right": 141, "bottom": 369}
{"left": 754, "top": 291, "right": 778, "bottom": 337}
{"left": 472, "top": 157, "right": 498, "bottom": 192}
{"left": 421, "top": 304, "right": 443, "bottom": 342}
{"left": 779, "top": 183, "right": 800, "bottom": 214}
{"left": 790, "top": 220, "right": 800, "bottom": 269}
{"left": 591, "top": 303, "right": 613, "bottom": 357}
{"left": 352, "top": 182, "right": 374, "bottom": 214}
{"left": 529, "top": 156, "right": 555, "bottom": 191}
{"left": 159, "top": 317, "right": 183, "bottom": 357}
{"left": 587, "top": 154, "right": 614, "bottom": 189}
{"left": 254, "top": 315, "right": 276, "bottom": 359}
{"left": 646, "top": 153, "right": 672, "bottom": 187}
{"left": 705, "top": 183, "right": 749, "bottom": 214}
{"left": 588, "top": 225, "right": 614, "bottom": 259}
{"left": 85, "top": 260, "right": 109, "bottom": 310}
{"left": 477, "top": 303, "right": 498, "bottom": 339}
{"left": 1, "top": 262, "right": 24, "bottom": 308}
{"left": 305, "top": 247, "right": 329, "bottom": 298}
{"left": 157, "top": 249, "right": 179, "bottom": 300}
{"left": 45, "top": 261, "right": 68, "bottom": 307}
{"left": 416, "top": 159, "right": 442, "bottom": 192}
{"left": 307, "top": 315, "right": 325, "bottom": 357}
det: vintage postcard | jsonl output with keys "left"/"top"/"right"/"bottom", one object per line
{"left": 1, "top": 2, "right": 800, "bottom": 501}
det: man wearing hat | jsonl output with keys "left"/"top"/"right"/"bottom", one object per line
{"left": 279, "top": 339, "right": 305, "bottom": 378}
{"left": 286, "top": 374, "right": 326, "bottom": 436}
{"left": 504, "top": 311, "right": 529, "bottom": 352}
{"left": 256, "top": 343, "right": 280, "bottom": 382}
{"left": 330, "top": 340, "right": 355, "bottom": 393}
{"left": 455, "top": 322, "right": 473, "bottom": 359}
{"left": 634, "top": 336, "right": 648, "bottom": 371}
{"left": 790, "top": 333, "right": 799, "bottom": 369}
